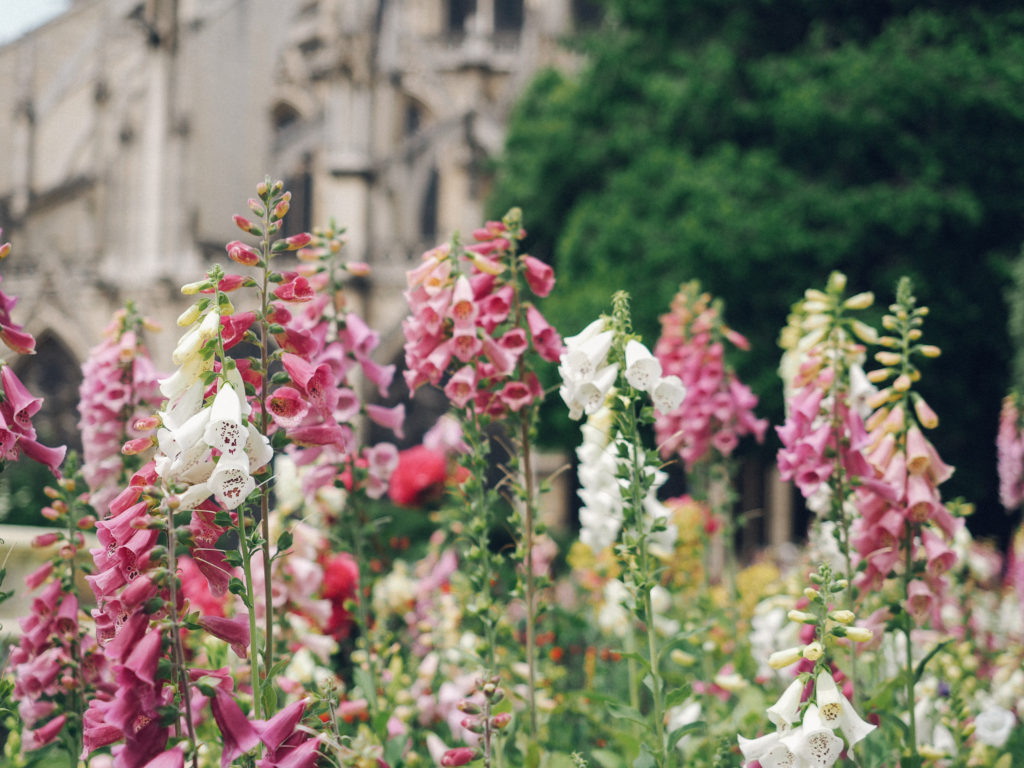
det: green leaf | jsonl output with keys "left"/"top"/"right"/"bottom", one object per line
{"left": 590, "top": 749, "right": 627, "bottom": 768}
{"left": 664, "top": 686, "right": 693, "bottom": 709}
{"left": 605, "top": 701, "right": 648, "bottom": 728}
{"left": 276, "top": 529, "right": 293, "bottom": 552}
{"left": 666, "top": 719, "right": 705, "bottom": 748}
{"left": 384, "top": 736, "right": 406, "bottom": 766}
{"left": 262, "top": 684, "right": 278, "bottom": 715}
{"left": 914, "top": 639, "right": 952, "bottom": 683}
{"left": 353, "top": 666, "right": 378, "bottom": 712}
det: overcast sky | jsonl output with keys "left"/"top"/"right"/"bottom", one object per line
{"left": 1, "top": 0, "right": 72, "bottom": 46}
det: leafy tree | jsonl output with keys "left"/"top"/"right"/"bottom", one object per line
{"left": 490, "top": 0, "right": 1024, "bottom": 535}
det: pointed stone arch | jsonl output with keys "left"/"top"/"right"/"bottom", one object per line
{"left": 11, "top": 331, "right": 83, "bottom": 453}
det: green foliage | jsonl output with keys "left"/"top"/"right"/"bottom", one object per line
{"left": 491, "top": 0, "right": 1024, "bottom": 525}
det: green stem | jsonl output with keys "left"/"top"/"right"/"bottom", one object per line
{"left": 350, "top": 499, "right": 381, "bottom": 717}
{"left": 166, "top": 503, "right": 200, "bottom": 768}
{"left": 519, "top": 415, "right": 539, "bottom": 742}
{"left": 903, "top": 530, "right": 918, "bottom": 762}
{"left": 258, "top": 211, "right": 275, "bottom": 698}
{"left": 626, "top": 402, "right": 668, "bottom": 768}
{"left": 237, "top": 505, "right": 263, "bottom": 720}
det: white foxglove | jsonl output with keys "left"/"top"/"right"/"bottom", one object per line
{"left": 624, "top": 339, "right": 661, "bottom": 392}
{"left": 815, "top": 671, "right": 875, "bottom": 747}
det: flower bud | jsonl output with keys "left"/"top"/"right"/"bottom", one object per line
{"left": 845, "top": 626, "right": 874, "bottom": 643}
{"left": 226, "top": 241, "right": 260, "bottom": 267}
{"left": 829, "top": 610, "right": 855, "bottom": 624}
{"left": 177, "top": 304, "right": 203, "bottom": 327}
{"left": 284, "top": 233, "right": 312, "bottom": 250}
{"left": 347, "top": 261, "right": 371, "bottom": 277}
{"left": 670, "top": 648, "right": 697, "bottom": 666}
{"left": 788, "top": 610, "right": 816, "bottom": 624}
{"left": 440, "top": 748, "right": 481, "bottom": 767}
{"left": 248, "top": 198, "right": 265, "bottom": 217}
{"left": 134, "top": 415, "right": 160, "bottom": 431}
{"left": 874, "top": 351, "right": 901, "bottom": 367}
{"left": 803, "top": 587, "right": 821, "bottom": 601}
{"left": 456, "top": 700, "right": 481, "bottom": 715}
{"left": 233, "top": 215, "right": 256, "bottom": 234}
{"left": 826, "top": 272, "right": 847, "bottom": 293}
{"left": 802, "top": 641, "right": 824, "bottom": 661}
{"left": 32, "top": 532, "right": 60, "bottom": 548}
{"left": 0, "top": 242, "right": 10, "bottom": 260}
{"left": 768, "top": 646, "right": 804, "bottom": 670}
{"left": 122, "top": 437, "right": 156, "bottom": 455}
{"left": 893, "top": 373, "right": 912, "bottom": 392}
{"left": 491, "top": 712, "right": 512, "bottom": 729}
{"left": 850, "top": 320, "right": 878, "bottom": 344}
{"left": 842, "top": 291, "right": 874, "bottom": 310}
{"left": 913, "top": 395, "right": 939, "bottom": 429}
{"left": 181, "top": 281, "right": 208, "bottom": 295}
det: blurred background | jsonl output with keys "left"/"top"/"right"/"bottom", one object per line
{"left": 0, "top": 0, "right": 1021, "bottom": 551}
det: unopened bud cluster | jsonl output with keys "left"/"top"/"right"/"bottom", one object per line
{"left": 439, "top": 676, "right": 511, "bottom": 766}
{"left": 769, "top": 566, "right": 873, "bottom": 670}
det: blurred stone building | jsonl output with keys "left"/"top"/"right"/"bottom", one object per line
{"left": 0, "top": 0, "right": 596, "bottom": 452}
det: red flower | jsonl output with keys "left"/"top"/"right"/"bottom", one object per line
{"left": 321, "top": 552, "right": 359, "bottom": 639}
{"left": 388, "top": 446, "right": 448, "bottom": 508}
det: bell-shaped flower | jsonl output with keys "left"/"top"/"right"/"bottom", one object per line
{"left": 522, "top": 254, "right": 555, "bottom": 297}
{"left": 208, "top": 454, "right": 255, "bottom": 510}
{"left": 563, "top": 327, "right": 614, "bottom": 382}
{"left": 815, "top": 671, "right": 875, "bottom": 748}
{"left": 625, "top": 340, "right": 662, "bottom": 392}
{"left": 1, "top": 365, "right": 42, "bottom": 433}
{"left": 526, "top": 305, "right": 563, "bottom": 362}
{"left": 199, "top": 615, "right": 251, "bottom": 659}
{"left": 767, "top": 677, "right": 807, "bottom": 730}
{"left": 569, "top": 364, "right": 614, "bottom": 423}
{"left": 973, "top": 705, "right": 1015, "bottom": 748}
{"left": 268, "top": 386, "right": 309, "bottom": 428}
{"left": 784, "top": 704, "right": 844, "bottom": 767}
{"left": 738, "top": 730, "right": 786, "bottom": 765}
{"left": 172, "top": 308, "right": 220, "bottom": 366}
{"left": 210, "top": 686, "right": 262, "bottom": 768}
{"left": 652, "top": 375, "right": 685, "bottom": 415}
{"left": 141, "top": 746, "right": 185, "bottom": 768}
{"left": 444, "top": 365, "right": 477, "bottom": 409}
{"left": 449, "top": 275, "right": 478, "bottom": 326}
{"left": 203, "top": 382, "right": 246, "bottom": 458}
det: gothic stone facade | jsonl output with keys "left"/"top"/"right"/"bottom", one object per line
{"left": 0, "top": 0, "right": 591, "bottom": 450}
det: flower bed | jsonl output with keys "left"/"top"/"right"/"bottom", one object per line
{"left": 1, "top": 184, "right": 1022, "bottom": 768}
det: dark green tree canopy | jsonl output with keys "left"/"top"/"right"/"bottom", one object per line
{"left": 490, "top": 0, "right": 1024, "bottom": 533}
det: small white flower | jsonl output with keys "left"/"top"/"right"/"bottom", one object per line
{"left": 785, "top": 704, "right": 844, "bottom": 767}
{"left": 203, "top": 381, "right": 246, "bottom": 457}
{"left": 624, "top": 340, "right": 662, "bottom": 392}
{"left": 243, "top": 423, "right": 274, "bottom": 473}
{"left": 767, "top": 677, "right": 806, "bottom": 730}
{"left": 815, "top": 671, "right": 875, "bottom": 748}
{"left": 652, "top": 375, "right": 685, "bottom": 414}
{"left": 208, "top": 453, "right": 255, "bottom": 509}
{"left": 562, "top": 328, "right": 614, "bottom": 382}
{"left": 974, "top": 705, "right": 1015, "bottom": 748}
